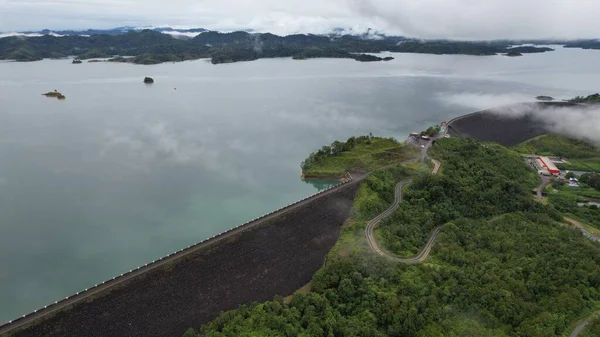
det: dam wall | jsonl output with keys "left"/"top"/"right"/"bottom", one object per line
{"left": 447, "top": 102, "right": 579, "bottom": 147}
{"left": 4, "top": 180, "right": 361, "bottom": 337}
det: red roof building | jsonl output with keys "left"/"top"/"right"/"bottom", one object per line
{"left": 539, "top": 156, "right": 560, "bottom": 175}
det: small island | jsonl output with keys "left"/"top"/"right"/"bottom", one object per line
{"left": 536, "top": 95, "right": 555, "bottom": 101}
{"left": 504, "top": 51, "right": 523, "bottom": 57}
{"left": 143, "top": 77, "right": 154, "bottom": 84}
{"left": 42, "top": 90, "right": 66, "bottom": 100}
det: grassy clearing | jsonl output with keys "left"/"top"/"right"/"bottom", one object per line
{"left": 557, "top": 184, "right": 600, "bottom": 199}
{"left": 558, "top": 158, "right": 600, "bottom": 172}
{"left": 303, "top": 138, "right": 419, "bottom": 179}
{"left": 548, "top": 185, "right": 600, "bottom": 230}
{"left": 513, "top": 134, "right": 600, "bottom": 158}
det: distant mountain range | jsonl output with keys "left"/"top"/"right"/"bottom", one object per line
{"left": 1, "top": 26, "right": 592, "bottom": 46}
{"left": 2, "top": 26, "right": 391, "bottom": 40}
{"left": 1, "top": 25, "right": 598, "bottom": 65}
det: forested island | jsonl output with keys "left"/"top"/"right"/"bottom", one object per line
{"left": 0, "top": 30, "right": 557, "bottom": 65}
{"left": 183, "top": 136, "right": 600, "bottom": 337}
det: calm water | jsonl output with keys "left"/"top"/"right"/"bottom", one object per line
{"left": 1, "top": 46, "right": 599, "bottom": 322}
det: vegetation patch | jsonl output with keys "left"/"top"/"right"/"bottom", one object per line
{"left": 513, "top": 134, "right": 600, "bottom": 158}
{"left": 558, "top": 159, "right": 600, "bottom": 172}
{"left": 301, "top": 136, "right": 417, "bottom": 179}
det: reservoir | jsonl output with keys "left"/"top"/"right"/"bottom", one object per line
{"left": 1, "top": 46, "right": 599, "bottom": 322}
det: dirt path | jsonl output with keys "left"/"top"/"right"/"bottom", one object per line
{"left": 564, "top": 217, "right": 600, "bottom": 243}
{"left": 537, "top": 175, "right": 551, "bottom": 203}
{"left": 364, "top": 158, "right": 442, "bottom": 263}
{"left": 431, "top": 159, "right": 441, "bottom": 175}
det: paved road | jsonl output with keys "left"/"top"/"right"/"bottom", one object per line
{"left": 365, "top": 156, "right": 442, "bottom": 263}
{"left": 0, "top": 175, "right": 364, "bottom": 336}
{"left": 537, "top": 176, "right": 551, "bottom": 202}
{"left": 569, "top": 311, "right": 600, "bottom": 337}
{"left": 570, "top": 320, "right": 590, "bottom": 337}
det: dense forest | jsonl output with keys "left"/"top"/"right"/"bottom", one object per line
{"left": 378, "top": 138, "right": 540, "bottom": 256}
{"left": 184, "top": 138, "right": 600, "bottom": 337}
{"left": 0, "top": 30, "right": 557, "bottom": 64}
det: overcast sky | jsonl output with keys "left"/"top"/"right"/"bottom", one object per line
{"left": 1, "top": 0, "right": 600, "bottom": 39}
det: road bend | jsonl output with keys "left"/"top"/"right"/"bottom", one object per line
{"left": 365, "top": 157, "right": 442, "bottom": 263}
{"left": 569, "top": 310, "right": 600, "bottom": 337}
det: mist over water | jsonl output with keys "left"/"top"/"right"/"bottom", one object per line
{"left": 0, "top": 47, "right": 599, "bottom": 322}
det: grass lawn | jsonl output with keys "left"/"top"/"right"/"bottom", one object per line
{"left": 559, "top": 184, "right": 600, "bottom": 199}
{"left": 558, "top": 158, "right": 600, "bottom": 172}
{"left": 303, "top": 137, "right": 419, "bottom": 179}
{"left": 513, "top": 134, "right": 600, "bottom": 158}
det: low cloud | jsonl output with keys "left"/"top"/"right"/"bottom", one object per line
{"left": 437, "top": 92, "right": 534, "bottom": 112}
{"left": 534, "top": 106, "right": 600, "bottom": 145}
{"left": 4, "top": 0, "right": 600, "bottom": 39}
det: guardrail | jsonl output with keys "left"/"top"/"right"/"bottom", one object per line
{"left": 0, "top": 173, "right": 355, "bottom": 333}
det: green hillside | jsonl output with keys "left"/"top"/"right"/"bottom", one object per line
{"left": 185, "top": 138, "right": 600, "bottom": 337}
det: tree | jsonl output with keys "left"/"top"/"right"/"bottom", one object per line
{"left": 565, "top": 171, "right": 576, "bottom": 179}
{"left": 331, "top": 141, "right": 345, "bottom": 155}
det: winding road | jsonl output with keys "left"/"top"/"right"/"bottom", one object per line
{"left": 533, "top": 176, "right": 600, "bottom": 337}
{"left": 364, "top": 157, "right": 442, "bottom": 263}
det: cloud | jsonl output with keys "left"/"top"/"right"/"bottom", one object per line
{"left": 3, "top": 0, "right": 600, "bottom": 39}
{"left": 99, "top": 122, "right": 265, "bottom": 186}
{"left": 532, "top": 105, "right": 600, "bottom": 145}
{"left": 437, "top": 92, "right": 535, "bottom": 112}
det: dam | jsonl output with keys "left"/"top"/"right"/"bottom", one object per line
{"left": 1, "top": 179, "right": 361, "bottom": 337}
